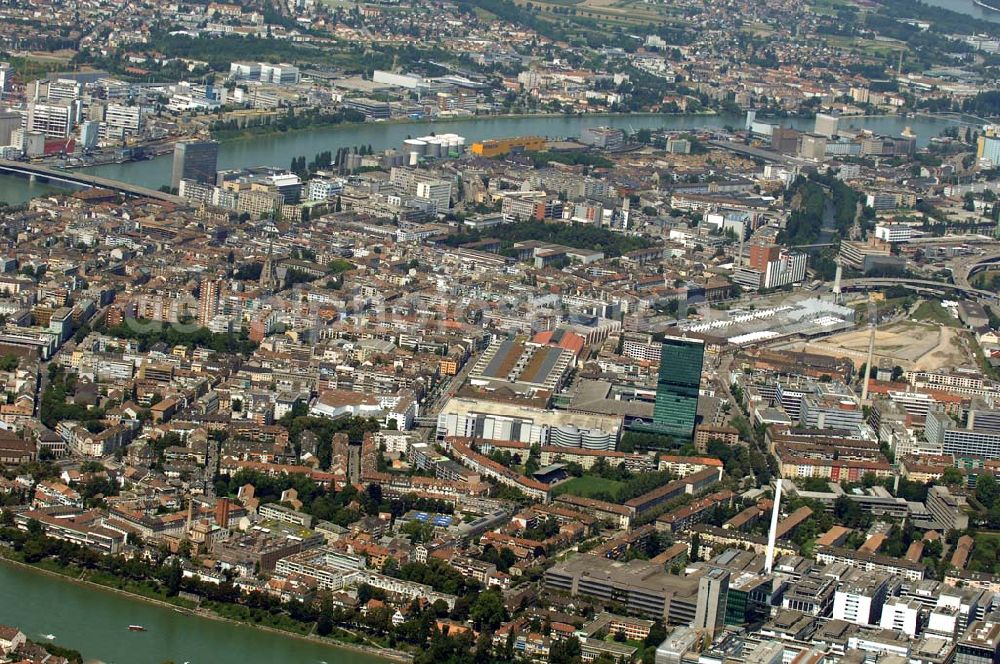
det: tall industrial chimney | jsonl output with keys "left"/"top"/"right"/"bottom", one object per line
{"left": 765, "top": 479, "right": 783, "bottom": 574}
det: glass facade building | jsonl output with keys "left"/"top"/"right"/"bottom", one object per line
{"left": 646, "top": 336, "right": 704, "bottom": 441}
{"left": 171, "top": 140, "right": 219, "bottom": 191}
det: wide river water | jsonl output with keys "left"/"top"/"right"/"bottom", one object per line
{"left": 0, "top": 112, "right": 960, "bottom": 205}
{"left": 0, "top": 560, "right": 391, "bottom": 664}
{"left": 923, "top": 0, "right": 1000, "bottom": 22}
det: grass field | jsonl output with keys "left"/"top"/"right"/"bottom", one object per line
{"left": 512, "top": 0, "right": 673, "bottom": 28}
{"left": 913, "top": 299, "right": 960, "bottom": 328}
{"left": 553, "top": 475, "right": 624, "bottom": 500}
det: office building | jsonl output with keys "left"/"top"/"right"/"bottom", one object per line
{"left": 749, "top": 242, "right": 780, "bottom": 272}
{"left": 874, "top": 223, "right": 913, "bottom": 243}
{"left": 171, "top": 140, "right": 219, "bottom": 191}
{"left": 880, "top": 597, "right": 922, "bottom": 637}
{"left": 642, "top": 335, "right": 704, "bottom": 441}
{"left": 343, "top": 98, "right": 391, "bottom": 120}
{"left": 724, "top": 572, "right": 773, "bottom": 626}
{"left": 42, "top": 79, "right": 83, "bottom": 102}
{"left": 266, "top": 173, "right": 303, "bottom": 203}
{"left": 259, "top": 63, "right": 300, "bottom": 85}
{"left": 543, "top": 557, "right": 700, "bottom": 624}
{"left": 581, "top": 126, "right": 625, "bottom": 150}
{"left": 814, "top": 112, "right": 840, "bottom": 138}
{"left": 967, "top": 399, "right": 1000, "bottom": 432}
{"left": 654, "top": 626, "right": 700, "bottom": 664}
{"left": 744, "top": 642, "right": 784, "bottom": 664}
{"left": 738, "top": 243, "right": 807, "bottom": 291}
{"left": 0, "top": 111, "right": 21, "bottom": 145}
{"left": 78, "top": 121, "right": 100, "bottom": 151}
{"left": 800, "top": 384, "right": 864, "bottom": 430}
{"left": 665, "top": 138, "right": 691, "bottom": 154}
{"left": 926, "top": 408, "right": 1000, "bottom": 459}
{"left": 770, "top": 127, "right": 801, "bottom": 154}
{"left": 957, "top": 622, "right": 1000, "bottom": 664}
{"left": 437, "top": 396, "right": 621, "bottom": 447}
{"left": 832, "top": 570, "right": 890, "bottom": 626}
{"left": 236, "top": 189, "right": 282, "bottom": 219}
{"left": 926, "top": 485, "right": 970, "bottom": 531}
{"left": 229, "top": 62, "right": 262, "bottom": 81}
{"left": 694, "top": 568, "right": 730, "bottom": 637}
{"left": 415, "top": 179, "right": 453, "bottom": 213}
{"left": 306, "top": 178, "right": 344, "bottom": 201}
{"left": 0, "top": 62, "right": 9, "bottom": 100}
{"left": 103, "top": 103, "right": 143, "bottom": 139}
{"left": 27, "top": 100, "right": 81, "bottom": 138}
{"left": 198, "top": 279, "right": 221, "bottom": 327}
{"left": 763, "top": 251, "right": 807, "bottom": 289}
{"left": 800, "top": 134, "right": 827, "bottom": 160}
{"left": 978, "top": 135, "right": 1000, "bottom": 168}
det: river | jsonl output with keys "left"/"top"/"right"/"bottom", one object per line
{"left": 922, "top": 0, "right": 1000, "bottom": 23}
{"left": 0, "top": 112, "right": 959, "bottom": 205}
{"left": 0, "top": 561, "right": 391, "bottom": 664}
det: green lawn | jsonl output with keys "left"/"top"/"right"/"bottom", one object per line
{"left": 553, "top": 475, "right": 625, "bottom": 500}
{"left": 913, "top": 300, "right": 960, "bottom": 327}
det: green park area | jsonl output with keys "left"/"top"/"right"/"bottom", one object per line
{"left": 552, "top": 475, "right": 626, "bottom": 501}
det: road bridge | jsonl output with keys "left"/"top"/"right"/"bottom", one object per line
{"left": 0, "top": 159, "right": 186, "bottom": 205}
{"left": 840, "top": 277, "right": 996, "bottom": 300}
{"left": 958, "top": 251, "right": 1000, "bottom": 286}
{"left": 706, "top": 140, "right": 787, "bottom": 164}
{"left": 915, "top": 111, "right": 993, "bottom": 126}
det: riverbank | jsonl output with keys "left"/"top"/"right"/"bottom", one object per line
{"left": 209, "top": 109, "right": 722, "bottom": 143}
{"left": 0, "top": 551, "right": 411, "bottom": 663}
{"left": 72, "top": 111, "right": 957, "bottom": 193}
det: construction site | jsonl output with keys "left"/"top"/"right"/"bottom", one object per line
{"left": 775, "top": 300, "right": 979, "bottom": 373}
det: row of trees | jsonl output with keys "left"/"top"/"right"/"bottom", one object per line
{"left": 98, "top": 317, "right": 258, "bottom": 356}
{"left": 442, "top": 219, "right": 651, "bottom": 258}
{"left": 288, "top": 145, "right": 377, "bottom": 177}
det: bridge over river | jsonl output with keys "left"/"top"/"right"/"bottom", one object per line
{"left": 0, "top": 159, "right": 186, "bottom": 205}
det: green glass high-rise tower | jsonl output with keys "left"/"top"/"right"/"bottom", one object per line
{"left": 648, "top": 335, "right": 704, "bottom": 440}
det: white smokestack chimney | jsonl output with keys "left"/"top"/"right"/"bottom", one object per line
{"left": 765, "top": 478, "right": 783, "bottom": 574}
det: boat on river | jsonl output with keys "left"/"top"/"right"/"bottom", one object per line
{"left": 974, "top": 0, "right": 1000, "bottom": 11}
{"left": 128, "top": 625, "right": 147, "bottom": 632}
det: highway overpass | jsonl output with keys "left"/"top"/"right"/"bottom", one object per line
{"left": 959, "top": 251, "right": 1000, "bottom": 286}
{"left": 0, "top": 159, "right": 186, "bottom": 205}
{"left": 840, "top": 277, "right": 996, "bottom": 300}
{"left": 706, "top": 140, "right": 787, "bottom": 164}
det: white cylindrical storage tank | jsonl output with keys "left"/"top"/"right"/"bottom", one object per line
{"left": 403, "top": 138, "right": 427, "bottom": 156}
